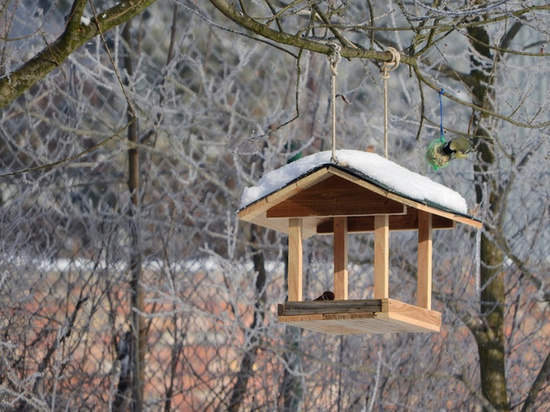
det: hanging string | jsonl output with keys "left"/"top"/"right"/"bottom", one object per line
{"left": 381, "top": 48, "right": 400, "bottom": 159}
{"left": 328, "top": 42, "right": 342, "bottom": 164}
{"left": 438, "top": 88, "right": 446, "bottom": 142}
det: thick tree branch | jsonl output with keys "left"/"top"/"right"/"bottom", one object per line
{"left": 209, "top": 0, "right": 549, "bottom": 132}
{"left": 0, "top": 0, "right": 157, "bottom": 109}
{"left": 208, "top": 0, "right": 412, "bottom": 64}
{"left": 456, "top": 368, "right": 499, "bottom": 412}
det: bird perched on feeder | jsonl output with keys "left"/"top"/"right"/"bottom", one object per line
{"left": 314, "top": 291, "right": 335, "bottom": 301}
{"left": 426, "top": 136, "right": 472, "bottom": 170}
{"left": 427, "top": 88, "right": 473, "bottom": 169}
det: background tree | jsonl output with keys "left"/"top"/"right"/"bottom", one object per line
{"left": 1, "top": 1, "right": 549, "bottom": 411}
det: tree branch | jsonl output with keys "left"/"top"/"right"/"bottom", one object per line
{"left": 412, "top": 64, "right": 550, "bottom": 130}
{"left": 208, "top": 0, "right": 411, "bottom": 64}
{"left": 209, "top": 0, "right": 549, "bottom": 132}
{"left": 0, "top": 0, "right": 157, "bottom": 109}
{"left": 456, "top": 368, "right": 499, "bottom": 412}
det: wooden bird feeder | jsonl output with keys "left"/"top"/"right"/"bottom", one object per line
{"left": 238, "top": 151, "right": 482, "bottom": 335}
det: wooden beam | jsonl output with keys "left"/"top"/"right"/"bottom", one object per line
{"left": 327, "top": 166, "right": 482, "bottom": 229}
{"left": 288, "top": 218, "right": 303, "bottom": 302}
{"left": 238, "top": 168, "right": 332, "bottom": 222}
{"left": 277, "top": 298, "right": 441, "bottom": 334}
{"left": 333, "top": 217, "right": 348, "bottom": 300}
{"left": 374, "top": 215, "right": 389, "bottom": 299}
{"left": 417, "top": 211, "right": 432, "bottom": 309}
{"left": 278, "top": 299, "right": 382, "bottom": 316}
{"left": 267, "top": 175, "right": 405, "bottom": 218}
{"left": 316, "top": 209, "right": 455, "bottom": 234}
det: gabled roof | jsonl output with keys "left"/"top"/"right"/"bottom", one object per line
{"left": 238, "top": 151, "right": 481, "bottom": 238}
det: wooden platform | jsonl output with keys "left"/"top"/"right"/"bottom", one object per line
{"left": 278, "top": 298, "right": 441, "bottom": 335}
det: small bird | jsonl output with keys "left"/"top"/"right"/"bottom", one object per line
{"left": 314, "top": 291, "right": 335, "bottom": 301}
{"left": 426, "top": 136, "right": 472, "bottom": 170}
{"left": 445, "top": 136, "right": 472, "bottom": 158}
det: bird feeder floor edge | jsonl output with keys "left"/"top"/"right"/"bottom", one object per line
{"left": 277, "top": 298, "right": 441, "bottom": 335}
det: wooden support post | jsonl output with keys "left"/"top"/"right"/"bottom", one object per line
{"left": 288, "top": 218, "right": 303, "bottom": 302}
{"left": 333, "top": 217, "right": 348, "bottom": 300}
{"left": 417, "top": 211, "right": 433, "bottom": 309}
{"left": 374, "top": 215, "right": 389, "bottom": 299}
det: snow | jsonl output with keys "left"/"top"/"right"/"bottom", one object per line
{"left": 240, "top": 150, "right": 469, "bottom": 215}
{"left": 80, "top": 16, "right": 91, "bottom": 26}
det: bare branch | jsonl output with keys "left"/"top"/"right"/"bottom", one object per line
{"left": 0, "top": 0, "right": 157, "bottom": 108}
{"left": 208, "top": 0, "right": 407, "bottom": 64}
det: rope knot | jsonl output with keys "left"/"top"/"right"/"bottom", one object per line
{"left": 328, "top": 42, "right": 342, "bottom": 76}
{"left": 381, "top": 47, "right": 400, "bottom": 79}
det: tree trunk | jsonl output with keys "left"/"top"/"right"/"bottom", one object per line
{"left": 123, "top": 21, "right": 145, "bottom": 412}
{"left": 476, "top": 233, "right": 507, "bottom": 411}
{"left": 227, "top": 226, "right": 267, "bottom": 411}
{"left": 467, "top": 20, "right": 509, "bottom": 412}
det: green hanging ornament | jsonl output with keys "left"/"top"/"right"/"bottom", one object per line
{"left": 426, "top": 89, "right": 472, "bottom": 170}
{"left": 426, "top": 136, "right": 472, "bottom": 170}
{"left": 426, "top": 137, "right": 450, "bottom": 170}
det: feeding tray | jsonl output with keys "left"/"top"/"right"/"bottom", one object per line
{"left": 278, "top": 298, "right": 441, "bottom": 334}
{"left": 238, "top": 150, "right": 481, "bottom": 335}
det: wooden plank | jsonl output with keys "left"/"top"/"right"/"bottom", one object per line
{"left": 374, "top": 215, "right": 389, "bottom": 299}
{"left": 239, "top": 216, "right": 292, "bottom": 237}
{"left": 238, "top": 168, "right": 333, "bottom": 222}
{"left": 238, "top": 215, "right": 323, "bottom": 239}
{"left": 301, "top": 217, "right": 324, "bottom": 239}
{"left": 385, "top": 299, "right": 441, "bottom": 331}
{"left": 288, "top": 218, "right": 303, "bottom": 302}
{"left": 266, "top": 175, "right": 406, "bottom": 218}
{"left": 278, "top": 299, "right": 442, "bottom": 334}
{"left": 278, "top": 299, "right": 383, "bottom": 316}
{"left": 333, "top": 217, "right": 348, "bottom": 300}
{"left": 413, "top": 202, "right": 483, "bottom": 229}
{"left": 277, "top": 320, "right": 426, "bottom": 334}
{"left": 417, "top": 211, "right": 432, "bottom": 310}
{"left": 316, "top": 209, "right": 455, "bottom": 233}
{"left": 327, "top": 166, "right": 481, "bottom": 228}
{"left": 279, "top": 316, "right": 379, "bottom": 335}
{"left": 426, "top": 214, "right": 454, "bottom": 230}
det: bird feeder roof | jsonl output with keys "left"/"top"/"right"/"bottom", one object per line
{"left": 238, "top": 150, "right": 481, "bottom": 238}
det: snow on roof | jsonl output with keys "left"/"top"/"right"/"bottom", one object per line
{"left": 240, "top": 150, "right": 469, "bottom": 215}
